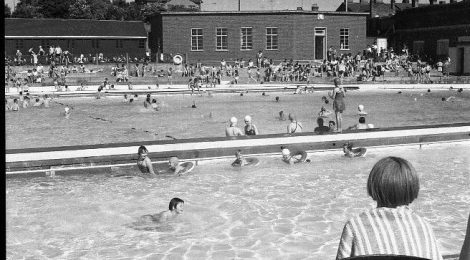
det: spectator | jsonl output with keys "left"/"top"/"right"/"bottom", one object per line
{"left": 314, "top": 117, "right": 330, "bottom": 134}
{"left": 287, "top": 113, "right": 303, "bottom": 134}
{"left": 336, "top": 156, "right": 443, "bottom": 260}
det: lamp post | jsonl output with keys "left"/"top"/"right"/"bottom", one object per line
{"left": 143, "top": 21, "right": 151, "bottom": 56}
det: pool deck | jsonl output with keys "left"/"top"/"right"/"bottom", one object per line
{"left": 5, "top": 123, "right": 470, "bottom": 177}
{"left": 5, "top": 82, "right": 470, "bottom": 97}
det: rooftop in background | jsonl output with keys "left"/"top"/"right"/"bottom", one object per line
{"left": 4, "top": 18, "right": 147, "bottom": 38}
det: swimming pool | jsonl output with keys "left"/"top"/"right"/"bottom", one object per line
{"left": 6, "top": 142, "right": 469, "bottom": 259}
{"left": 5, "top": 89, "right": 470, "bottom": 149}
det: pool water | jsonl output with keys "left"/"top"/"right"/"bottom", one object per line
{"left": 6, "top": 142, "right": 470, "bottom": 259}
{"left": 5, "top": 89, "right": 470, "bottom": 149}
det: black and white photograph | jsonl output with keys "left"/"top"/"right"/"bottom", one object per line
{"left": 4, "top": 0, "right": 470, "bottom": 259}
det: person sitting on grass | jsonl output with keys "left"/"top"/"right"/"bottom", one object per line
{"left": 336, "top": 156, "right": 443, "bottom": 260}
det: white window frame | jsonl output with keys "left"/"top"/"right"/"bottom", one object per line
{"left": 191, "top": 28, "right": 204, "bottom": 51}
{"left": 216, "top": 27, "right": 228, "bottom": 51}
{"left": 240, "top": 27, "right": 253, "bottom": 51}
{"left": 340, "top": 28, "right": 350, "bottom": 50}
{"left": 266, "top": 27, "right": 278, "bottom": 50}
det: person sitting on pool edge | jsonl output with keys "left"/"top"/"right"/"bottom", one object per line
{"left": 232, "top": 150, "right": 248, "bottom": 167}
{"left": 151, "top": 198, "right": 185, "bottom": 222}
{"left": 137, "top": 145, "right": 158, "bottom": 176}
{"left": 336, "top": 156, "right": 443, "bottom": 260}
{"left": 225, "top": 117, "right": 244, "bottom": 137}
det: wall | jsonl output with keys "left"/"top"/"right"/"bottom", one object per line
{"left": 4, "top": 38, "right": 146, "bottom": 58}
{"left": 449, "top": 46, "right": 470, "bottom": 75}
{"left": 154, "top": 12, "right": 366, "bottom": 63}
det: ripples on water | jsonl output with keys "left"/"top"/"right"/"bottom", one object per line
{"left": 6, "top": 143, "right": 470, "bottom": 259}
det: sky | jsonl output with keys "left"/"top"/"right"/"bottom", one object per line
{"left": 4, "top": 0, "right": 453, "bottom": 12}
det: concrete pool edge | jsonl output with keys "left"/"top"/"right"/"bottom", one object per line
{"left": 5, "top": 123, "right": 470, "bottom": 177}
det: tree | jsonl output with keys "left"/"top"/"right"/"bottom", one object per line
{"left": 5, "top": 4, "right": 12, "bottom": 17}
{"left": 12, "top": 0, "right": 43, "bottom": 18}
{"left": 39, "top": 0, "right": 72, "bottom": 18}
{"left": 68, "top": 0, "right": 93, "bottom": 19}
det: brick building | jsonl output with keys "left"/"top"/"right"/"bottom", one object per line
{"left": 149, "top": 11, "right": 368, "bottom": 63}
{"left": 4, "top": 18, "right": 147, "bottom": 58}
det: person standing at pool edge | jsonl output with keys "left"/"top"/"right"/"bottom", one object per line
{"left": 329, "top": 78, "right": 346, "bottom": 132}
{"left": 336, "top": 156, "right": 443, "bottom": 260}
{"left": 137, "top": 145, "right": 158, "bottom": 176}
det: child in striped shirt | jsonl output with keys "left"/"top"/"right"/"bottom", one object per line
{"left": 336, "top": 156, "right": 443, "bottom": 260}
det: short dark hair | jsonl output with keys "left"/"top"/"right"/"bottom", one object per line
{"left": 359, "top": 117, "right": 366, "bottom": 123}
{"left": 137, "top": 145, "right": 148, "bottom": 155}
{"left": 169, "top": 198, "right": 184, "bottom": 211}
{"left": 367, "top": 157, "right": 419, "bottom": 208}
{"left": 317, "top": 117, "right": 324, "bottom": 126}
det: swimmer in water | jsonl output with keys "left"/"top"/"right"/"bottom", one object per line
{"left": 232, "top": 150, "right": 248, "bottom": 167}
{"left": 151, "top": 99, "right": 159, "bottom": 111}
{"left": 136, "top": 145, "right": 157, "bottom": 175}
{"left": 281, "top": 147, "right": 295, "bottom": 165}
{"left": 64, "top": 105, "right": 71, "bottom": 119}
{"left": 151, "top": 198, "right": 185, "bottom": 222}
{"left": 169, "top": 157, "right": 186, "bottom": 175}
{"left": 357, "top": 104, "right": 368, "bottom": 115}
{"left": 225, "top": 117, "right": 244, "bottom": 137}
{"left": 343, "top": 142, "right": 367, "bottom": 158}
{"left": 279, "top": 110, "right": 286, "bottom": 121}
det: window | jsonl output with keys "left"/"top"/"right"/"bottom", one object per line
{"left": 191, "top": 28, "right": 203, "bottom": 51}
{"left": 92, "top": 39, "right": 100, "bottom": 49}
{"left": 436, "top": 39, "right": 449, "bottom": 56}
{"left": 266, "top": 27, "right": 278, "bottom": 50}
{"left": 216, "top": 28, "right": 228, "bottom": 51}
{"left": 15, "top": 40, "right": 24, "bottom": 50}
{"left": 340, "top": 28, "right": 349, "bottom": 50}
{"left": 116, "top": 40, "right": 123, "bottom": 49}
{"left": 138, "top": 39, "right": 145, "bottom": 49}
{"left": 241, "top": 27, "right": 253, "bottom": 50}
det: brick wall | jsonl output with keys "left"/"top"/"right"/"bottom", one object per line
{"left": 153, "top": 12, "right": 367, "bottom": 64}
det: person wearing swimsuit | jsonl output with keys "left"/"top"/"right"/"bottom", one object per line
{"left": 328, "top": 78, "right": 346, "bottom": 132}
{"left": 244, "top": 115, "right": 259, "bottom": 135}
{"left": 287, "top": 113, "right": 303, "bottom": 134}
{"left": 225, "top": 117, "right": 244, "bottom": 137}
{"left": 137, "top": 145, "right": 157, "bottom": 175}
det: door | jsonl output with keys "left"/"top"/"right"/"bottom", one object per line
{"left": 458, "top": 48, "right": 464, "bottom": 75}
{"left": 315, "top": 28, "right": 326, "bottom": 60}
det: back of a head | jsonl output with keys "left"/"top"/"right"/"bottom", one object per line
{"left": 288, "top": 113, "right": 295, "bottom": 121}
{"left": 317, "top": 117, "right": 324, "bottom": 126}
{"left": 367, "top": 157, "right": 419, "bottom": 208}
{"left": 359, "top": 117, "right": 366, "bottom": 124}
{"left": 169, "top": 197, "right": 184, "bottom": 211}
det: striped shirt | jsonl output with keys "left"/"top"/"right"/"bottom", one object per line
{"left": 336, "top": 206, "right": 443, "bottom": 260}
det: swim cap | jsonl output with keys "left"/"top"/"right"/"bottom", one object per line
{"left": 358, "top": 104, "right": 364, "bottom": 111}
{"left": 230, "top": 117, "right": 237, "bottom": 124}
{"left": 282, "top": 148, "right": 290, "bottom": 156}
{"left": 64, "top": 107, "right": 70, "bottom": 113}
{"left": 244, "top": 115, "right": 252, "bottom": 122}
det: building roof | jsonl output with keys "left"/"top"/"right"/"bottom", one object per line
{"left": 5, "top": 18, "right": 147, "bottom": 38}
{"left": 165, "top": 0, "right": 199, "bottom": 8}
{"left": 336, "top": 2, "right": 415, "bottom": 17}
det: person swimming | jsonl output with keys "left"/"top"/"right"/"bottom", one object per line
{"left": 231, "top": 150, "right": 248, "bottom": 167}
{"left": 169, "top": 156, "right": 189, "bottom": 175}
{"left": 149, "top": 198, "right": 185, "bottom": 222}
{"left": 64, "top": 105, "right": 71, "bottom": 119}
{"left": 136, "top": 145, "right": 157, "bottom": 175}
{"left": 343, "top": 142, "right": 367, "bottom": 158}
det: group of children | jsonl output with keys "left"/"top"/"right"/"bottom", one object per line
{"left": 5, "top": 92, "right": 53, "bottom": 112}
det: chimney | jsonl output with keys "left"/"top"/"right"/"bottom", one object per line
{"left": 438, "top": 0, "right": 445, "bottom": 3}
{"left": 402, "top": 0, "right": 410, "bottom": 3}
{"left": 412, "top": 0, "right": 419, "bottom": 7}
{"left": 311, "top": 3, "right": 319, "bottom": 11}
{"left": 429, "top": 0, "right": 437, "bottom": 4}
{"left": 360, "top": 0, "right": 370, "bottom": 4}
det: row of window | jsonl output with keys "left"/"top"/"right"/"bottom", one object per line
{"left": 14, "top": 39, "right": 145, "bottom": 50}
{"left": 190, "top": 27, "right": 351, "bottom": 51}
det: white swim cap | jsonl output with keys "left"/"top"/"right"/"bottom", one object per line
{"left": 282, "top": 148, "right": 290, "bottom": 156}
{"left": 64, "top": 107, "right": 70, "bottom": 112}
{"left": 244, "top": 115, "right": 252, "bottom": 122}
{"left": 358, "top": 104, "right": 364, "bottom": 111}
{"left": 230, "top": 117, "right": 237, "bottom": 124}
